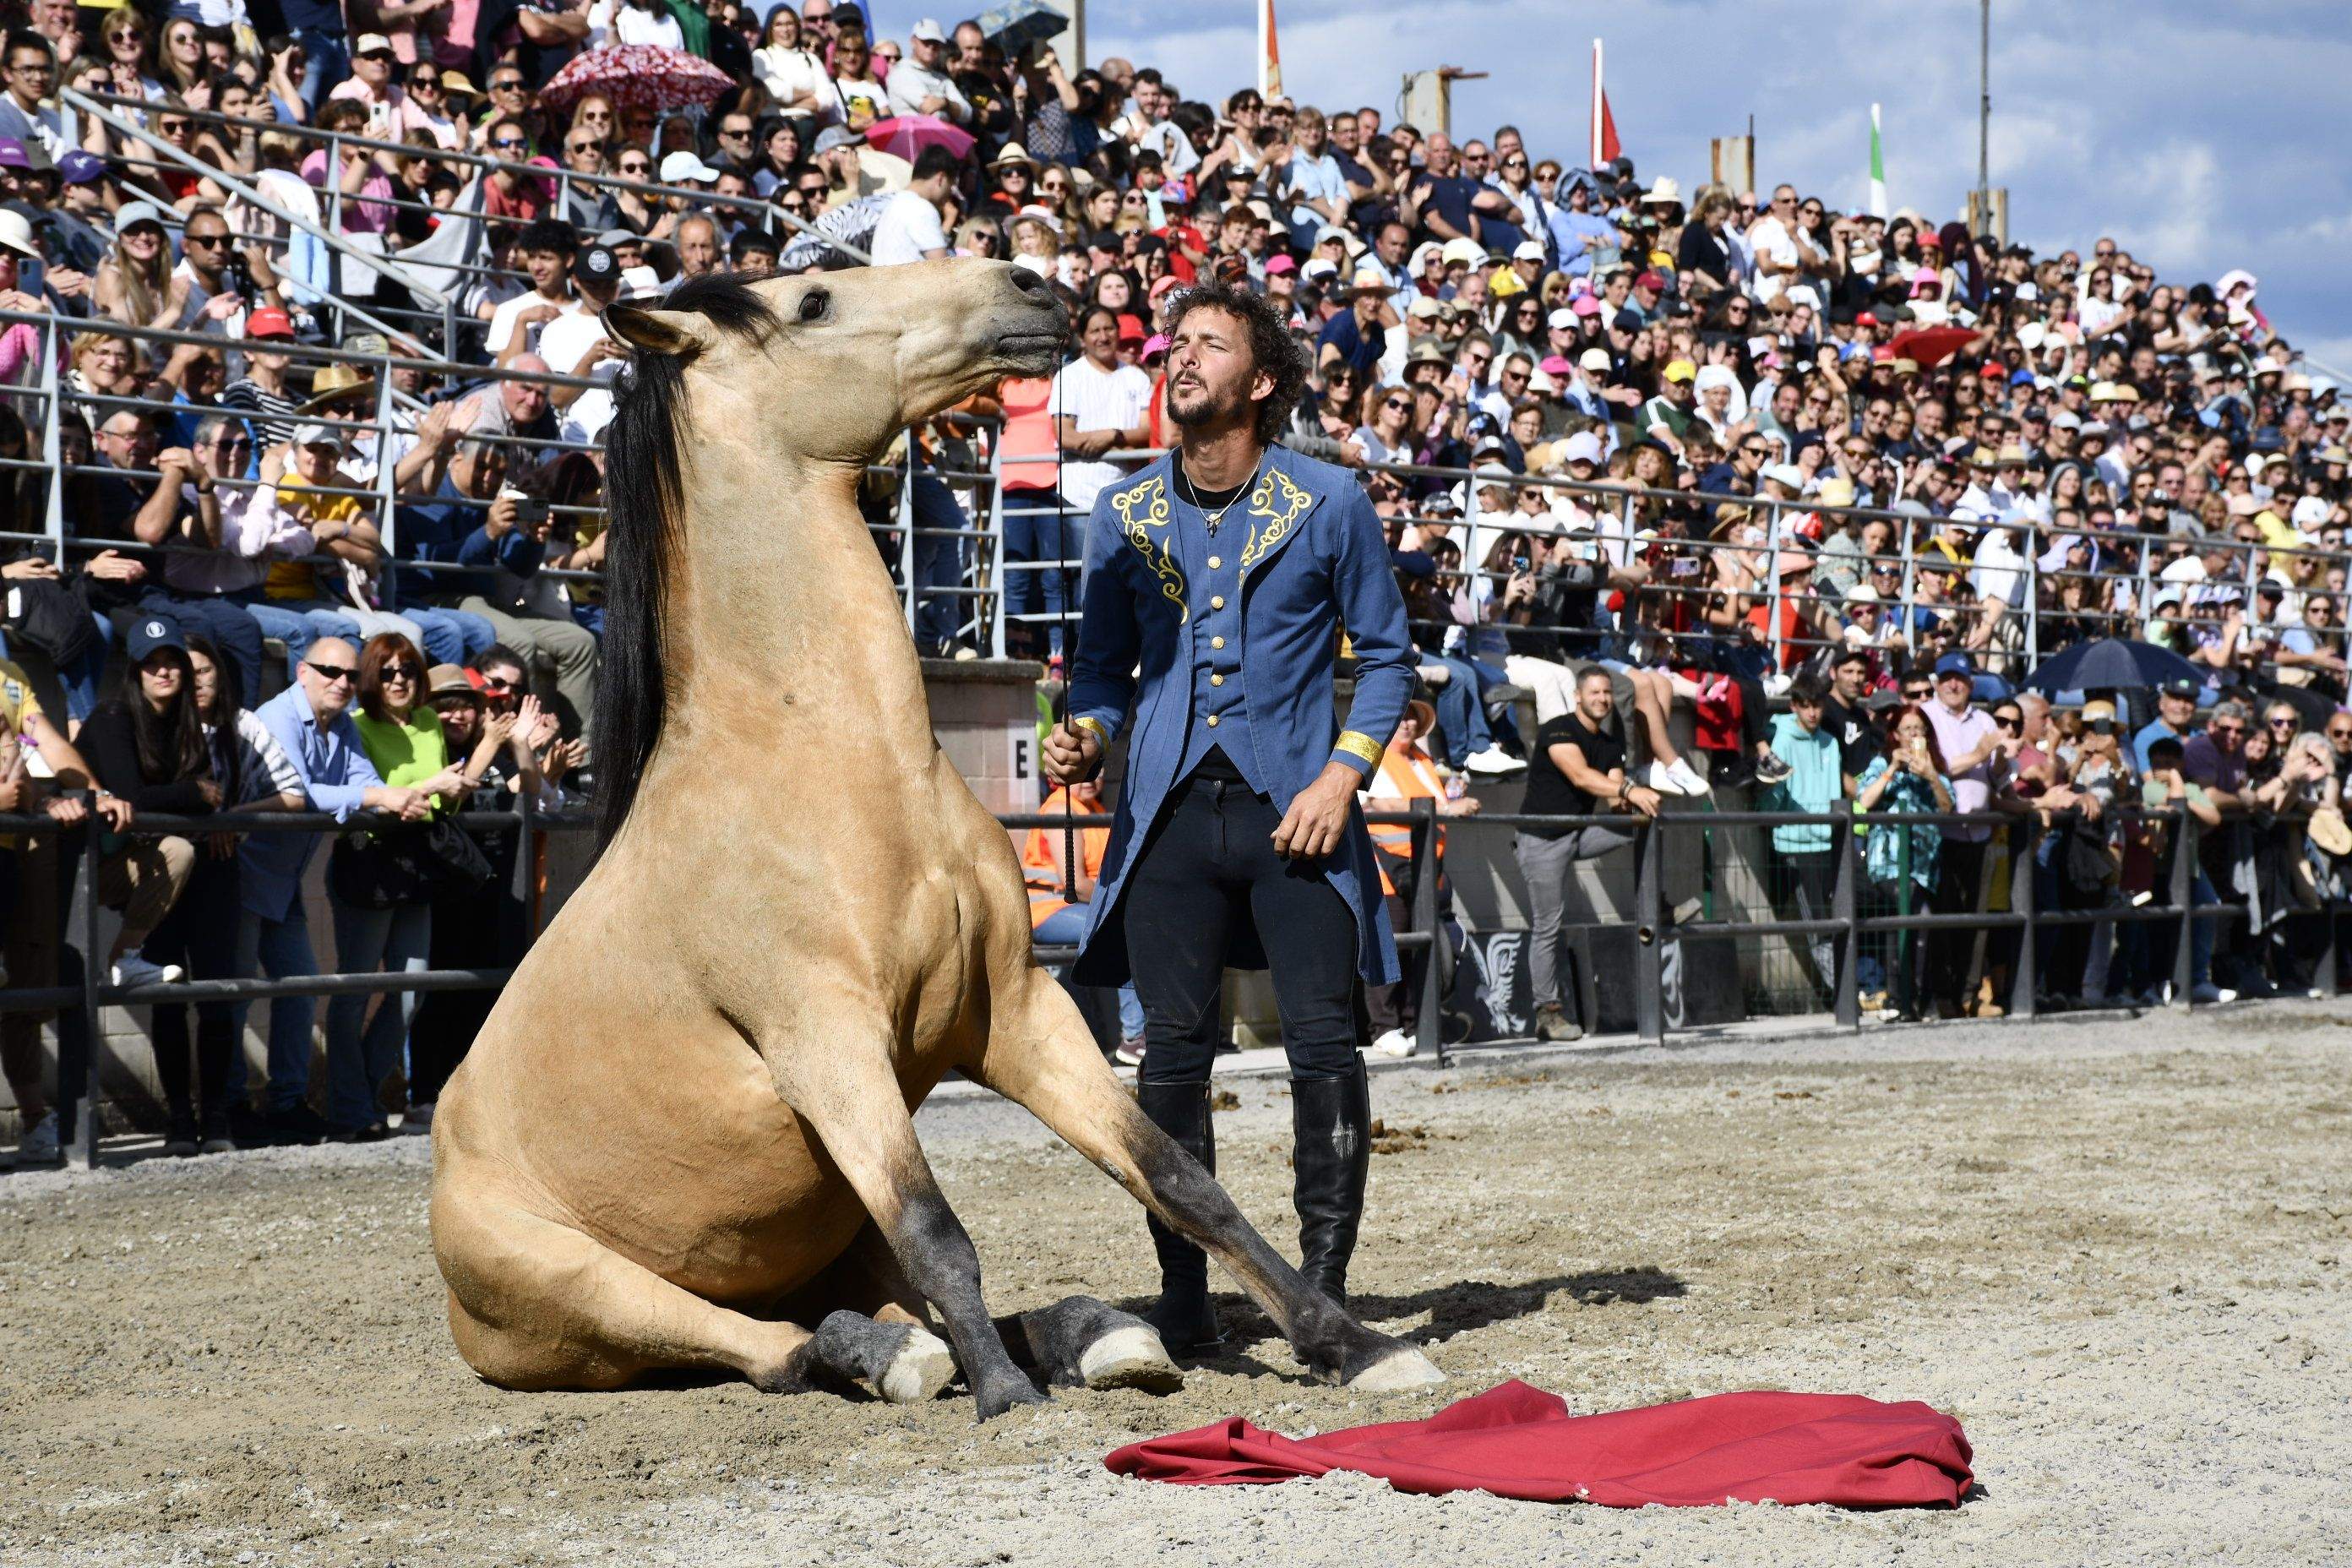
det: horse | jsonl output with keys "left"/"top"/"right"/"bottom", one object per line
{"left": 427, "top": 261, "right": 1444, "bottom": 1418}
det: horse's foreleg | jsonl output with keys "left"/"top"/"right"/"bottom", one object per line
{"left": 767, "top": 1033, "right": 1048, "bottom": 1420}
{"left": 972, "top": 975, "right": 1446, "bottom": 1391}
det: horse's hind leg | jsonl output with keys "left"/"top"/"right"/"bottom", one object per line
{"left": 972, "top": 973, "right": 1445, "bottom": 1393}
{"left": 433, "top": 1193, "right": 953, "bottom": 1402}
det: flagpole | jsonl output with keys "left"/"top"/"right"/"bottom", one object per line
{"left": 1589, "top": 38, "right": 1603, "bottom": 168}
{"left": 1868, "top": 101, "right": 1887, "bottom": 218}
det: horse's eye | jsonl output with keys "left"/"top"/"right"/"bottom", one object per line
{"left": 798, "top": 290, "right": 829, "bottom": 324}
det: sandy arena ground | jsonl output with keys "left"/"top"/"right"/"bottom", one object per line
{"left": 3, "top": 1004, "right": 2348, "bottom": 1566}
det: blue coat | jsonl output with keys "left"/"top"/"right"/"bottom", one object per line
{"left": 1066, "top": 445, "right": 1415, "bottom": 987}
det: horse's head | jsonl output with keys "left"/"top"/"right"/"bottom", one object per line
{"left": 602, "top": 262, "right": 1066, "bottom": 466}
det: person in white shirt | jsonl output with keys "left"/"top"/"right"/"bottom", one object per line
{"left": 1037, "top": 306, "right": 1152, "bottom": 660}
{"left": 883, "top": 19, "right": 970, "bottom": 123}
{"left": 753, "top": 5, "right": 834, "bottom": 122}
{"left": 482, "top": 220, "right": 579, "bottom": 367}
{"left": 535, "top": 243, "right": 629, "bottom": 444}
{"left": 867, "top": 145, "right": 956, "bottom": 264}
{"left": 1745, "top": 184, "right": 1803, "bottom": 303}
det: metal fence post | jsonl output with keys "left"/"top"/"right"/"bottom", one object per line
{"left": 2024, "top": 522, "right": 2040, "bottom": 669}
{"left": 1832, "top": 800, "right": 1859, "bottom": 1031}
{"left": 2316, "top": 895, "right": 2338, "bottom": 999}
{"left": 2010, "top": 814, "right": 2038, "bottom": 1019}
{"left": 69, "top": 812, "right": 105, "bottom": 1168}
{"left": 1410, "top": 797, "right": 1443, "bottom": 1066}
{"left": 985, "top": 433, "right": 1009, "bottom": 661}
{"left": 1763, "top": 497, "right": 1786, "bottom": 672}
{"left": 896, "top": 433, "right": 919, "bottom": 635}
{"left": 1634, "top": 819, "right": 1664, "bottom": 1046}
{"left": 2170, "top": 813, "right": 2197, "bottom": 1010}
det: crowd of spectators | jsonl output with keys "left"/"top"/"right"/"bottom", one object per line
{"left": 2, "top": 0, "right": 2349, "bottom": 1151}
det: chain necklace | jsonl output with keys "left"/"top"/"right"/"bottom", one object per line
{"left": 1174, "top": 452, "right": 1260, "bottom": 535}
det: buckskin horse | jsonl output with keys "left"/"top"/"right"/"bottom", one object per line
{"left": 427, "top": 262, "right": 1444, "bottom": 1417}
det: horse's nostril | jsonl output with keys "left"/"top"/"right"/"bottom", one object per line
{"left": 1010, "top": 268, "right": 1048, "bottom": 299}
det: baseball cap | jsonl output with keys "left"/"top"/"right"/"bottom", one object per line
{"left": 2158, "top": 676, "right": 2200, "bottom": 700}
{"left": 57, "top": 150, "right": 107, "bottom": 186}
{"left": 1511, "top": 239, "right": 1547, "bottom": 263}
{"left": 812, "top": 125, "right": 861, "bottom": 155}
{"left": 1263, "top": 253, "right": 1298, "bottom": 276}
{"left": 1407, "top": 295, "right": 1444, "bottom": 320}
{"left": 114, "top": 199, "right": 168, "bottom": 234}
{"left": 1635, "top": 270, "right": 1665, "bottom": 291}
{"left": 1570, "top": 295, "right": 1601, "bottom": 318}
{"left": 1538, "top": 354, "right": 1572, "bottom": 377}
{"left": 1577, "top": 347, "right": 1612, "bottom": 373}
{"left": 244, "top": 306, "right": 296, "bottom": 340}
{"left": 1933, "top": 651, "right": 1974, "bottom": 678}
{"left": 1115, "top": 313, "right": 1146, "bottom": 344}
{"left": 293, "top": 421, "right": 346, "bottom": 450}
{"left": 353, "top": 32, "right": 395, "bottom": 55}
{"left": 596, "top": 228, "right": 638, "bottom": 248}
{"left": 2080, "top": 698, "right": 2117, "bottom": 733}
{"left": 124, "top": 617, "right": 186, "bottom": 664}
{"left": 659, "top": 150, "right": 721, "bottom": 184}
{"left": 1759, "top": 461, "right": 1805, "bottom": 491}
{"left": 0, "top": 139, "right": 28, "bottom": 172}
{"left": 1561, "top": 431, "right": 1603, "bottom": 467}
{"left": 574, "top": 243, "right": 619, "bottom": 286}
{"left": 1662, "top": 359, "right": 1696, "bottom": 384}
{"left": 909, "top": 17, "right": 946, "bottom": 41}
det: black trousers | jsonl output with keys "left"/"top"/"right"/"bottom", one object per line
{"left": 1125, "top": 772, "right": 1364, "bottom": 1086}
{"left": 1928, "top": 837, "right": 1990, "bottom": 1008}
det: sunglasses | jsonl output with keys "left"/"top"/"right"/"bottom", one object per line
{"left": 307, "top": 662, "right": 357, "bottom": 683}
{"left": 566, "top": 139, "right": 599, "bottom": 152}
{"left": 1382, "top": 397, "right": 1410, "bottom": 411}
{"left": 382, "top": 663, "right": 422, "bottom": 680}
{"left": 491, "top": 78, "right": 525, "bottom": 91}
{"left": 1994, "top": 714, "right": 2023, "bottom": 729}
{"left": 493, "top": 138, "right": 528, "bottom": 152}
{"left": 2270, "top": 717, "right": 2298, "bottom": 729}
{"left": 184, "top": 231, "right": 226, "bottom": 248}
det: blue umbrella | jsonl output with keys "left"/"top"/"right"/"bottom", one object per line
{"left": 2022, "top": 637, "right": 2203, "bottom": 694}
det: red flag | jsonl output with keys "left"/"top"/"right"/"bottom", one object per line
{"left": 1589, "top": 39, "right": 1621, "bottom": 167}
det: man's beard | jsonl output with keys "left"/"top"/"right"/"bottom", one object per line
{"left": 1167, "top": 377, "right": 1239, "bottom": 429}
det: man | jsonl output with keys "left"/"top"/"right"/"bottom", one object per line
{"left": 1546, "top": 174, "right": 1614, "bottom": 279}
{"left": 1043, "top": 280, "right": 1415, "bottom": 1348}
{"left": 1632, "top": 359, "right": 1697, "bottom": 449}
{"left": 868, "top": 144, "right": 957, "bottom": 265}
{"left": 1821, "top": 645, "right": 1881, "bottom": 787}
{"left": 1515, "top": 665, "right": 1660, "bottom": 1043}
{"left": 175, "top": 203, "right": 285, "bottom": 344}
{"left": 234, "top": 640, "right": 433, "bottom": 1144}
{"left": 0, "top": 30, "right": 63, "bottom": 161}
{"left": 1921, "top": 651, "right": 2005, "bottom": 1017}
{"left": 885, "top": 19, "right": 971, "bottom": 124}
{"left": 1316, "top": 270, "right": 1390, "bottom": 380}
{"left": 537, "top": 242, "right": 627, "bottom": 444}
{"left": 1758, "top": 672, "right": 1846, "bottom": 999}
{"left": 327, "top": 34, "right": 406, "bottom": 139}
{"left": 2142, "top": 734, "right": 2233, "bottom": 1005}
{"left": 484, "top": 218, "right": 577, "bottom": 367}
{"left": 125, "top": 428, "right": 273, "bottom": 709}
{"left": 1748, "top": 184, "right": 1802, "bottom": 302}
{"left": 2132, "top": 675, "right": 2200, "bottom": 772}
{"left": 673, "top": 214, "right": 721, "bottom": 279}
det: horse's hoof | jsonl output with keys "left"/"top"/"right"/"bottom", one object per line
{"left": 1077, "top": 1325, "right": 1185, "bottom": 1394}
{"left": 876, "top": 1327, "right": 956, "bottom": 1404}
{"left": 1346, "top": 1346, "right": 1446, "bottom": 1393}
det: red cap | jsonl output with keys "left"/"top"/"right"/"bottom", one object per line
{"left": 1636, "top": 270, "right": 1665, "bottom": 291}
{"left": 245, "top": 307, "right": 296, "bottom": 340}
{"left": 1115, "top": 313, "right": 1146, "bottom": 344}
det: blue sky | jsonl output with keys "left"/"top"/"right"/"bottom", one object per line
{"left": 1085, "top": 0, "right": 2352, "bottom": 372}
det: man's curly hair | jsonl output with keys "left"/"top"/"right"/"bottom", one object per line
{"left": 1162, "top": 278, "right": 1309, "bottom": 448}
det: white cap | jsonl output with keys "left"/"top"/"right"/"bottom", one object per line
{"left": 293, "top": 422, "right": 345, "bottom": 449}
{"left": 659, "top": 150, "right": 722, "bottom": 185}
{"left": 1548, "top": 308, "right": 1576, "bottom": 330}
{"left": 0, "top": 209, "right": 35, "bottom": 259}
{"left": 1760, "top": 462, "right": 1805, "bottom": 492}
{"left": 909, "top": 17, "right": 946, "bottom": 41}
{"left": 1561, "top": 431, "right": 1603, "bottom": 467}
{"left": 1577, "top": 347, "right": 1612, "bottom": 373}
{"left": 1512, "top": 239, "right": 1548, "bottom": 264}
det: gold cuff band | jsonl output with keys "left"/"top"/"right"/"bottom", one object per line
{"left": 1071, "top": 716, "right": 1111, "bottom": 747}
{"left": 1332, "top": 730, "right": 1384, "bottom": 767}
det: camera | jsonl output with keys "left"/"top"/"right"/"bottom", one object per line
{"left": 1670, "top": 557, "right": 1700, "bottom": 577}
{"left": 220, "top": 248, "right": 256, "bottom": 304}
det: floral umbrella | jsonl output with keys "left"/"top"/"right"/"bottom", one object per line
{"left": 538, "top": 44, "right": 733, "bottom": 116}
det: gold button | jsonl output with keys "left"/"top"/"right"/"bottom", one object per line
{"left": 1211, "top": 595, "right": 1226, "bottom": 610}
{"left": 1206, "top": 713, "right": 1220, "bottom": 727}
{"left": 1211, "top": 635, "right": 1225, "bottom": 650}
{"left": 1210, "top": 673, "right": 1224, "bottom": 687}
{"left": 1207, "top": 554, "right": 1222, "bottom": 569}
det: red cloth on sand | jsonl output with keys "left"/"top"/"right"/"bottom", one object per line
{"left": 1104, "top": 1380, "right": 1972, "bottom": 1508}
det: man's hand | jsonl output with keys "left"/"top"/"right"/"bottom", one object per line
{"left": 1272, "top": 763, "right": 1358, "bottom": 860}
{"left": 95, "top": 792, "right": 134, "bottom": 830}
{"left": 1622, "top": 782, "right": 1663, "bottom": 818}
{"left": 1041, "top": 720, "right": 1102, "bottom": 785}
{"left": 84, "top": 549, "right": 147, "bottom": 585}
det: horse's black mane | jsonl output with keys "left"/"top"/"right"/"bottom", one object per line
{"left": 592, "top": 272, "right": 781, "bottom": 849}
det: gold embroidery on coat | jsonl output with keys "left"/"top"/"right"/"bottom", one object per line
{"left": 1240, "top": 466, "right": 1311, "bottom": 572}
{"left": 1109, "top": 476, "right": 1186, "bottom": 623}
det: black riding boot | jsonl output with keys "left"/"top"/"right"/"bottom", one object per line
{"left": 1291, "top": 1062, "right": 1371, "bottom": 1306}
{"left": 1136, "top": 1079, "right": 1224, "bottom": 1354}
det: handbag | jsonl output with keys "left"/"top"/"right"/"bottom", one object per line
{"left": 328, "top": 817, "right": 493, "bottom": 910}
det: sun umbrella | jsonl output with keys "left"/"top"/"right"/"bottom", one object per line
{"left": 538, "top": 44, "right": 733, "bottom": 116}
{"left": 2022, "top": 637, "right": 2204, "bottom": 694}
{"left": 1886, "top": 326, "right": 1983, "bottom": 370}
{"left": 971, "top": 0, "right": 1068, "bottom": 56}
{"left": 865, "top": 115, "right": 976, "bottom": 163}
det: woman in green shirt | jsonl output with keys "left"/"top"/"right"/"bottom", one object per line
{"left": 325, "top": 634, "right": 480, "bottom": 1139}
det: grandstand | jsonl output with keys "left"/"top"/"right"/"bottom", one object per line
{"left": 3, "top": 0, "right": 2349, "bottom": 1163}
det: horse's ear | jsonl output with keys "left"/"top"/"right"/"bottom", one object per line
{"left": 603, "top": 303, "right": 714, "bottom": 362}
